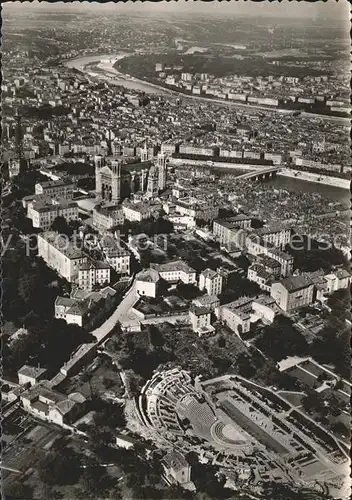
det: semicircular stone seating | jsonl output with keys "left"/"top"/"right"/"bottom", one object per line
{"left": 210, "top": 421, "right": 246, "bottom": 447}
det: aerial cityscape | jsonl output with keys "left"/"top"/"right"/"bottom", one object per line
{"left": 1, "top": 1, "right": 351, "bottom": 499}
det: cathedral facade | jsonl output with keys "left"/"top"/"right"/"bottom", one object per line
{"left": 95, "top": 153, "right": 167, "bottom": 203}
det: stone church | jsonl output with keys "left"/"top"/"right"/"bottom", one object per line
{"left": 94, "top": 153, "right": 167, "bottom": 203}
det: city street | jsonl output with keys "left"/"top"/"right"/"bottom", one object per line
{"left": 91, "top": 281, "right": 137, "bottom": 344}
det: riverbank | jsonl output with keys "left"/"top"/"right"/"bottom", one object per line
{"left": 278, "top": 169, "right": 350, "bottom": 190}
{"left": 63, "top": 53, "right": 350, "bottom": 124}
{"left": 63, "top": 53, "right": 173, "bottom": 95}
{"left": 169, "top": 157, "right": 272, "bottom": 172}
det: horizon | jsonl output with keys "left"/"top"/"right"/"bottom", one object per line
{"left": 3, "top": 0, "right": 350, "bottom": 22}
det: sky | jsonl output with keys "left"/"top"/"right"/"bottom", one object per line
{"left": 3, "top": 0, "right": 350, "bottom": 21}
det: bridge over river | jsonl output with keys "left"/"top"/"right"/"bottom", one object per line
{"left": 234, "top": 166, "right": 281, "bottom": 181}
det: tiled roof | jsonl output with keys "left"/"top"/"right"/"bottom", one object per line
{"left": 280, "top": 275, "right": 314, "bottom": 292}
{"left": 18, "top": 365, "right": 47, "bottom": 379}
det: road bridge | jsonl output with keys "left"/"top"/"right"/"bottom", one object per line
{"left": 234, "top": 166, "right": 281, "bottom": 181}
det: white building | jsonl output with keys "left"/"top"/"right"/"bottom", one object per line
{"left": 20, "top": 381, "right": 85, "bottom": 426}
{"left": 38, "top": 232, "right": 88, "bottom": 282}
{"left": 103, "top": 247, "right": 130, "bottom": 275}
{"left": 189, "top": 306, "right": 214, "bottom": 336}
{"left": 35, "top": 179, "right": 75, "bottom": 199}
{"left": 175, "top": 197, "right": 219, "bottom": 222}
{"left": 199, "top": 268, "right": 223, "bottom": 296}
{"left": 151, "top": 260, "right": 196, "bottom": 285}
{"left": 78, "top": 261, "right": 111, "bottom": 291}
{"left": 192, "top": 294, "right": 220, "bottom": 312}
{"left": 162, "top": 451, "right": 192, "bottom": 486}
{"left": 271, "top": 275, "right": 314, "bottom": 312}
{"left": 122, "top": 201, "right": 160, "bottom": 222}
{"left": 27, "top": 197, "right": 79, "bottom": 230}
{"left": 92, "top": 203, "right": 125, "bottom": 232}
{"left": 135, "top": 269, "right": 160, "bottom": 298}
{"left": 216, "top": 295, "right": 279, "bottom": 335}
{"left": 247, "top": 264, "right": 272, "bottom": 292}
{"left": 18, "top": 365, "right": 48, "bottom": 387}
{"left": 324, "top": 269, "right": 351, "bottom": 294}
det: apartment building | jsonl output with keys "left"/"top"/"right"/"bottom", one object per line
{"left": 175, "top": 197, "right": 219, "bottom": 222}
{"left": 122, "top": 201, "right": 159, "bottom": 222}
{"left": 38, "top": 231, "right": 88, "bottom": 282}
{"left": 213, "top": 219, "right": 248, "bottom": 246}
{"left": 256, "top": 226, "right": 291, "bottom": 249}
{"left": 246, "top": 235, "right": 293, "bottom": 277}
{"left": 189, "top": 305, "right": 214, "bottom": 336}
{"left": 78, "top": 261, "right": 111, "bottom": 291}
{"left": 216, "top": 296, "right": 253, "bottom": 335}
{"left": 55, "top": 286, "right": 117, "bottom": 329}
{"left": 199, "top": 268, "right": 223, "bottom": 296}
{"left": 216, "top": 295, "right": 278, "bottom": 335}
{"left": 104, "top": 247, "right": 130, "bottom": 275}
{"left": 27, "top": 197, "right": 79, "bottom": 230}
{"left": 256, "top": 254, "right": 282, "bottom": 278}
{"left": 151, "top": 260, "right": 197, "bottom": 285}
{"left": 247, "top": 264, "right": 273, "bottom": 292}
{"left": 35, "top": 178, "right": 75, "bottom": 199}
{"left": 92, "top": 203, "right": 125, "bottom": 232}
{"left": 271, "top": 275, "right": 314, "bottom": 312}
{"left": 192, "top": 294, "right": 220, "bottom": 312}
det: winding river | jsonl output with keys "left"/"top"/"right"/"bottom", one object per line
{"left": 63, "top": 53, "right": 173, "bottom": 95}
{"left": 63, "top": 53, "right": 350, "bottom": 201}
{"left": 63, "top": 53, "right": 350, "bottom": 125}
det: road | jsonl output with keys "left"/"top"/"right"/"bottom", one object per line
{"left": 91, "top": 281, "right": 137, "bottom": 343}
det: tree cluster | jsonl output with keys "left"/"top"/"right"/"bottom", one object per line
{"left": 3, "top": 316, "right": 94, "bottom": 376}
{"left": 285, "top": 236, "right": 348, "bottom": 272}
{"left": 3, "top": 244, "right": 71, "bottom": 324}
{"left": 255, "top": 315, "right": 309, "bottom": 362}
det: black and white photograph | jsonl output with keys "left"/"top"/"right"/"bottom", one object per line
{"left": 1, "top": 1, "right": 351, "bottom": 499}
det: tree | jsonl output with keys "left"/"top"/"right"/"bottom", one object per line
{"left": 301, "top": 389, "right": 326, "bottom": 416}
{"left": 4, "top": 482, "right": 34, "bottom": 499}
{"left": 82, "top": 369, "right": 94, "bottom": 399}
{"left": 38, "top": 449, "right": 82, "bottom": 486}
{"left": 51, "top": 216, "right": 73, "bottom": 237}
{"left": 88, "top": 426, "right": 114, "bottom": 449}
{"left": 335, "top": 378, "right": 344, "bottom": 391}
{"left": 262, "top": 482, "right": 334, "bottom": 500}
{"left": 149, "top": 324, "right": 165, "bottom": 348}
{"left": 331, "top": 421, "right": 349, "bottom": 437}
{"left": 93, "top": 399, "right": 126, "bottom": 429}
{"left": 79, "top": 467, "right": 116, "bottom": 498}
{"left": 255, "top": 315, "right": 309, "bottom": 361}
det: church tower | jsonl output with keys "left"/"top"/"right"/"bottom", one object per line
{"left": 110, "top": 160, "right": 122, "bottom": 203}
{"left": 146, "top": 164, "right": 159, "bottom": 198}
{"left": 157, "top": 153, "right": 167, "bottom": 191}
{"left": 140, "top": 141, "right": 149, "bottom": 162}
{"left": 94, "top": 154, "right": 104, "bottom": 198}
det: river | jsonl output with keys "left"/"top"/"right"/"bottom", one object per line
{"left": 63, "top": 53, "right": 350, "bottom": 203}
{"left": 216, "top": 168, "right": 349, "bottom": 205}
{"left": 267, "top": 175, "right": 350, "bottom": 205}
{"left": 63, "top": 53, "right": 172, "bottom": 95}
{"left": 63, "top": 53, "right": 350, "bottom": 125}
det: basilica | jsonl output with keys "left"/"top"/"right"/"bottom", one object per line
{"left": 94, "top": 152, "right": 167, "bottom": 203}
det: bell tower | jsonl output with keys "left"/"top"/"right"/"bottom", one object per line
{"left": 94, "top": 154, "right": 104, "bottom": 198}
{"left": 157, "top": 153, "right": 167, "bottom": 191}
{"left": 110, "top": 159, "right": 122, "bottom": 203}
{"left": 140, "top": 141, "right": 149, "bottom": 162}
